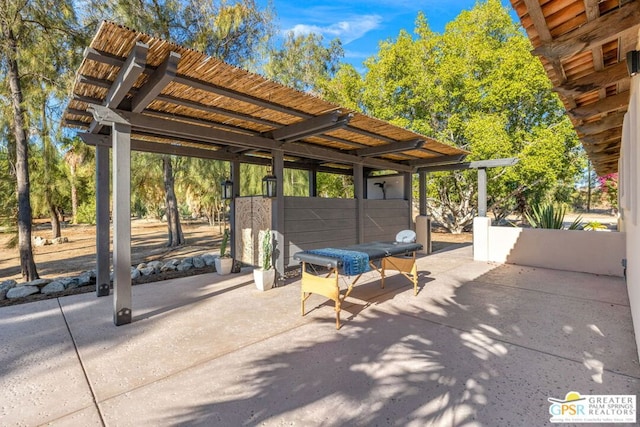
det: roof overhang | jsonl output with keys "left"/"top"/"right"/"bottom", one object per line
{"left": 509, "top": 0, "right": 638, "bottom": 176}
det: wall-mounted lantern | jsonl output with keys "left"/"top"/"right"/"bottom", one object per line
{"left": 221, "top": 178, "right": 233, "bottom": 200}
{"left": 262, "top": 174, "right": 277, "bottom": 198}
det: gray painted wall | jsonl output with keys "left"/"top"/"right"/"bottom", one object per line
{"left": 284, "top": 197, "right": 410, "bottom": 267}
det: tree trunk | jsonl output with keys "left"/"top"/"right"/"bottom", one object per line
{"left": 70, "top": 165, "right": 78, "bottom": 224}
{"left": 163, "top": 156, "right": 184, "bottom": 246}
{"left": 49, "top": 202, "right": 61, "bottom": 239}
{"left": 586, "top": 162, "right": 592, "bottom": 213}
{"left": 4, "top": 26, "right": 39, "bottom": 281}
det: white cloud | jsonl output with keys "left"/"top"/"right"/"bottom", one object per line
{"left": 285, "top": 15, "right": 382, "bottom": 44}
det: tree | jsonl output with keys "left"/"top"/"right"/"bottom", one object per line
{"left": 86, "top": 0, "right": 275, "bottom": 246}
{"left": 264, "top": 31, "right": 343, "bottom": 94}
{"left": 0, "top": 0, "right": 82, "bottom": 280}
{"left": 62, "top": 136, "right": 94, "bottom": 224}
{"left": 597, "top": 173, "right": 618, "bottom": 213}
{"left": 327, "top": 0, "right": 583, "bottom": 232}
{"left": 179, "top": 158, "right": 229, "bottom": 230}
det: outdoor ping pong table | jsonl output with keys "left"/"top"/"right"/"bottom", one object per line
{"left": 293, "top": 241, "right": 422, "bottom": 328}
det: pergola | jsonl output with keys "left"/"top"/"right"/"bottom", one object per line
{"left": 63, "top": 22, "right": 471, "bottom": 325}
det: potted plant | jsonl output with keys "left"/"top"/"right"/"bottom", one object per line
{"left": 215, "top": 229, "right": 234, "bottom": 275}
{"left": 253, "top": 229, "right": 275, "bottom": 291}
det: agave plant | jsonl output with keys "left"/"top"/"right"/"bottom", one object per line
{"left": 525, "top": 203, "right": 582, "bottom": 230}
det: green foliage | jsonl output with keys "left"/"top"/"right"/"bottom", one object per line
{"left": 283, "top": 169, "right": 309, "bottom": 196}
{"left": 219, "top": 228, "right": 230, "bottom": 258}
{"left": 323, "top": 0, "right": 584, "bottom": 230}
{"left": 76, "top": 200, "right": 96, "bottom": 225}
{"left": 583, "top": 221, "right": 608, "bottom": 231}
{"left": 260, "top": 229, "right": 272, "bottom": 270}
{"left": 317, "top": 172, "right": 354, "bottom": 198}
{"left": 265, "top": 31, "right": 344, "bottom": 93}
{"left": 525, "top": 203, "right": 582, "bottom": 230}
{"left": 597, "top": 173, "right": 618, "bottom": 211}
{"left": 86, "top": 0, "right": 274, "bottom": 69}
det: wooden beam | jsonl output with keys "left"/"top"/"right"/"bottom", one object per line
{"left": 131, "top": 51, "right": 180, "bottom": 113}
{"left": 88, "top": 42, "right": 147, "bottom": 134}
{"left": 268, "top": 111, "right": 351, "bottom": 142}
{"left": 417, "top": 157, "right": 519, "bottom": 173}
{"left": 95, "top": 107, "right": 415, "bottom": 172}
{"left": 522, "top": 0, "right": 567, "bottom": 81}
{"left": 80, "top": 132, "right": 353, "bottom": 173}
{"left": 555, "top": 62, "right": 629, "bottom": 97}
{"left": 581, "top": 126, "right": 623, "bottom": 144}
{"left": 408, "top": 154, "right": 467, "bottom": 167}
{"left": 523, "top": 0, "right": 552, "bottom": 41}
{"left": 355, "top": 139, "right": 424, "bottom": 157}
{"left": 569, "top": 91, "right": 629, "bottom": 119}
{"left": 104, "top": 41, "right": 147, "bottom": 109}
{"left": 575, "top": 111, "right": 626, "bottom": 135}
{"left": 584, "top": 143, "right": 620, "bottom": 155}
{"left": 532, "top": 1, "right": 640, "bottom": 61}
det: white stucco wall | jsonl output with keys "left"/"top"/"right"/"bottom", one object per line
{"left": 480, "top": 226, "right": 626, "bottom": 277}
{"left": 620, "top": 72, "right": 640, "bottom": 362}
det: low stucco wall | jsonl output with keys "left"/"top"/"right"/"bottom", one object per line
{"left": 475, "top": 222, "right": 626, "bottom": 277}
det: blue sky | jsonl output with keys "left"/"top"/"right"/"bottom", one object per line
{"left": 260, "top": 0, "right": 518, "bottom": 69}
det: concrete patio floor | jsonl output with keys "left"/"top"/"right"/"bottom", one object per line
{"left": 1, "top": 245, "right": 638, "bottom": 426}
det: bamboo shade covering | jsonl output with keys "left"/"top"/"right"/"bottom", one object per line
{"left": 63, "top": 21, "right": 467, "bottom": 172}
{"left": 510, "top": 0, "right": 639, "bottom": 175}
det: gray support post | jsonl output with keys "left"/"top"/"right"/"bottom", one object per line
{"left": 404, "top": 172, "right": 413, "bottom": 229}
{"left": 354, "top": 163, "right": 364, "bottom": 243}
{"left": 95, "top": 143, "right": 110, "bottom": 297}
{"left": 309, "top": 166, "right": 317, "bottom": 197}
{"left": 271, "top": 151, "right": 285, "bottom": 280}
{"left": 112, "top": 123, "right": 132, "bottom": 325}
{"left": 478, "top": 167, "right": 487, "bottom": 217}
{"left": 419, "top": 171, "right": 427, "bottom": 216}
{"left": 230, "top": 158, "right": 240, "bottom": 259}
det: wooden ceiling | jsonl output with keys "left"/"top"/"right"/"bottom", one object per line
{"left": 63, "top": 21, "right": 467, "bottom": 174}
{"left": 510, "top": 0, "right": 639, "bottom": 176}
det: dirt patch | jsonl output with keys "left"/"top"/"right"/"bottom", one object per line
{"left": 432, "top": 231, "right": 473, "bottom": 253}
{"left": 0, "top": 219, "right": 224, "bottom": 283}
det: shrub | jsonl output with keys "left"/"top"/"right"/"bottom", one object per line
{"left": 76, "top": 201, "right": 96, "bottom": 225}
{"left": 525, "top": 203, "right": 582, "bottom": 230}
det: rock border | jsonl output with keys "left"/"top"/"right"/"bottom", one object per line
{"left": 0, "top": 252, "right": 224, "bottom": 305}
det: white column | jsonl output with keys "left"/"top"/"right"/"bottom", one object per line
{"left": 624, "top": 70, "right": 640, "bottom": 362}
{"left": 473, "top": 217, "right": 491, "bottom": 262}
